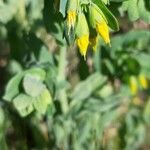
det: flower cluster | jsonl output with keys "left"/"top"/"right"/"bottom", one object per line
{"left": 65, "top": 0, "right": 112, "bottom": 59}
{"left": 129, "top": 74, "right": 148, "bottom": 95}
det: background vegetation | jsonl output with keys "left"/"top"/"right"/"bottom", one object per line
{"left": 0, "top": 0, "right": 150, "bottom": 149}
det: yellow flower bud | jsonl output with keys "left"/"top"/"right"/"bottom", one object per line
{"left": 88, "top": 4, "right": 110, "bottom": 45}
{"left": 75, "top": 13, "right": 89, "bottom": 59}
{"left": 66, "top": 0, "right": 78, "bottom": 34}
{"left": 139, "top": 74, "right": 148, "bottom": 89}
{"left": 76, "top": 35, "right": 89, "bottom": 59}
{"left": 96, "top": 21, "right": 110, "bottom": 45}
{"left": 130, "top": 76, "right": 138, "bottom": 95}
{"left": 67, "top": 10, "right": 76, "bottom": 34}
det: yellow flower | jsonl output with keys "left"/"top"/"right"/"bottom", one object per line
{"left": 89, "top": 35, "right": 98, "bottom": 51}
{"left": 76, "top": 34, "right": 89, "bottom": 59}
{"left": 67, "top": 11, "right": 76, "bottom": 34}
{"left": 130, "top": 76, "right": 138, "bottom": 95}
{"left": 75, "top": 13, "right": 89, "bottom": 59}
{"left": 139, "top": 74, "right": 148, "bottom": 89}
{"left": 88, "top": 4, "right": 110, "bottom": 45}
{"left": 96, "top": 21, "right": 110, "bottom": 45}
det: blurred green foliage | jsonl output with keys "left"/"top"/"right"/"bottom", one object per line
{"left": 0, "top": 0, "right": 150, "bottom": 149}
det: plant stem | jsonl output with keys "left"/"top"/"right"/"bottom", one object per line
{"left": 94, "top": 42, "right": 101, "bottom": 73}
{"left": 57, "top": 46, "right": 69, "bottom": 114}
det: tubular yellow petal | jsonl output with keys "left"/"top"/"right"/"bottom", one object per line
{"left": 139, "top": 74, "right": 148, "bottom": 89}
{"left": 76, "top": 34, "right": 89, "bottom": 59}
{"left": 96, "top": 21, "right": 110, "bottom": 45}
{"left": 67, "top": 11, "right": 76, "bottom": 33}
{"left": 130, "top": 76, "right": 138, "bottom": 95}
{"left": 67, "top": 11, "right": 76, "bottom": 26}
{"left": 75, "top": 13, "right": 89, "bottom": 59}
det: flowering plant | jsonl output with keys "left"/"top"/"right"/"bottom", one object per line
{"left": 0, "top": 0, "right": 150, "bottom": 149}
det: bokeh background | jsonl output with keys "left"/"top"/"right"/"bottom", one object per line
{"left": 0, "top": 0, "right": 150, "bottom": 149}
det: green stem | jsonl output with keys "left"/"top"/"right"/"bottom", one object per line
{"left": 58, "top": 46, "right": 67, "bottom": 81}
{"left": 57, "top": 46, "right": 69, "bottom": 114}
{"left": 94, "top": 42, "right": 101, "bottom": 73}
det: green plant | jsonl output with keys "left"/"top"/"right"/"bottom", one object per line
{"left": 0, "top": 0, "right": 150, "bottom": 149}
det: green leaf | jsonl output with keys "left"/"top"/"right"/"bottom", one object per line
{"left": 93, "top": 0, "right": 119, "bottom": 31}
{"left": 120, "top": 0, "right": 150, "bottom": 22}
{"left": 100, "top": 110, "right": 117, "bottom": 127}
{"left": 7, "top": 60, "right": 23, "bottom": 75}
{"left": 25, "top": 68, "right": 46, "bottom": 81}
{"left": 71, "top": 73, "right": 107, "bottom": 101}
{"left": 13, "top": 94, "right": 34, "bottom": 117}
{"left": 59, "top": 0, "right": 67, "bottom": 17}
{"left": 138, "top": 0, "right": 150, "bottom": 23}
{"left": 127, "top": 0, "right": 139, "bottom": 21}
{"left": 0, "top": 0, "right": 18, "bottom": 23}
{"left": 33, "top": 89, "right": 52, "bottom": 114}
{"left": 26, "top": 0, "right": 43, "bottom": 21}
{"left": 3, "top": 73, "right": 23, "bottom": 101}
{"left": 23, "top": 75, "right": 46, "bottom": 97}
{"left": 38, "top": 46, "right": 54, "bottom": 64}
